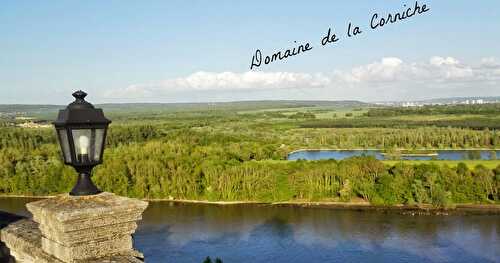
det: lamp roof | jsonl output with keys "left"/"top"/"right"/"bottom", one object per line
{"left": 53, "top": 90, "right": 111, "bottom": 126}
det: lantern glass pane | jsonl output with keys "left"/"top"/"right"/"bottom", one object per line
{"left": 93, "top": 128, "right": 105, "bottom": 162}
{"left": 71, "top": 129, "right": 93, "bottom": 164}
{"left": 57, "top": 129, "right": 72, "bottom": 163}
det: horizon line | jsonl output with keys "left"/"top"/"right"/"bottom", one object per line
{"left": 0, "top": 95, "right": 499, "bottom": 106}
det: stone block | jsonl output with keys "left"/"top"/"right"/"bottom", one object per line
{"left": 1, "top": 192, "right": 148, "bottom": 262}
{"left": 0, "top": 219, "right": 63, "bottom": 263}
{"left": 1, "top": 219, "right": 144, "bottom": 263}
{"left": 41, "top": 234, "right": 132, "bottom": 262}
{"left": 27, "top": 192, "right": 148, "bottom": 230}
{"left": 38, "top": 221, "right": 138, "bottom": 245}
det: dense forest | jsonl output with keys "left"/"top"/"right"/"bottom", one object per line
{"left": 0, "top": 102, "right": 499, "bottom": 206}
{"left": 0, "top": 102, "right": 500, "bottom": 206}
{"left": 302, "top": 103, "right": 500, "bottom": 129}
{"left": 367, "top": 103, "right": 500, "bottom": 117}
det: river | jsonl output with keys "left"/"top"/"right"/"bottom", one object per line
{"left": 0, "top": 198, "right": 498, "bottom": 262}
{"left": 288, "top": 150, "right": 500, "bottom": 161}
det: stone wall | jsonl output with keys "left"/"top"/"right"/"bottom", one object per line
{"left": 1, "top": 193, "right": 148, "bottom": 263}
{"left": 0, "top": 211, "right": 25, "bottom": 262}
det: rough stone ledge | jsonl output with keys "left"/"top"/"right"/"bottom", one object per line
{"left": 39, "top": 221, "right": 138, "bottom": 245}
{"left": 35, "top": 212, "right": 143, "bottom": 233}
{"left": 42, "top": 234, "right": 132, "bottom": 262}
{"left": 27, "top": 192, "right": 148, "bottom": 223}
{"left": 0, "top": 219, "right": 144, "bottom": 263}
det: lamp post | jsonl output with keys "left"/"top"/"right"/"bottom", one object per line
{"left": 53, "top": 90, "right": 111, "bottom": 196}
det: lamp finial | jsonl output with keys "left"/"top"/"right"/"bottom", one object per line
{"left": 72, "top": 90, "right": 87, "bottom": 101}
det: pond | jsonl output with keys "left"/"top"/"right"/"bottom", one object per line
{"left": 0, "top": 198, "right": 498, "bottom": 263}
{"left": 288, "top": 150, "right": 500, "bottom": 161}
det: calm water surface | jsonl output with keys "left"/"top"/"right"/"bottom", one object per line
{"left": 0, "top": 198, "right": 499, "bottom": 263}
{"left": 288, "top": 150, "right": 500, "bottom": 161}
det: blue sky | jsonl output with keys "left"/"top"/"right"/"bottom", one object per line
{"left": 1, "top": 0, "right": 499, "bottom": 104}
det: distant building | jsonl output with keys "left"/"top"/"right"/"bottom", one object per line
{"left": 17, "top": 121, "right": 51, "bottom": 129}
{"left": 15, "top": 116, "right": 35, "bottom": 121}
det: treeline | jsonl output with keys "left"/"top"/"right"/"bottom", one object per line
{"left": 367, "top": 103, "right": 500, "bottom": 117}
{"left": 0, "top": 127, "right": 55, "bottom": 150}
{"left": 288, "top": 112, "right": 316, "bottom": 119}
{"left": 1, "top": 116, "right": 499, "bottom": 206}
{"left": 300, "top": 117, "right": 500, "bottom": 129}
{"left": 288, "top": 158, "right": 499, "bottom": 206}
{"left": 0, "top": 125, "right": 167, "bottom": 151}
{"left": 0, "top": 136, "right": 498, "bottom": 206}
{"left": 288, "top": 127, "right": 500, "bottom": 149}
{"left": 1, "top": 125, "right": 500, "bottom": 160}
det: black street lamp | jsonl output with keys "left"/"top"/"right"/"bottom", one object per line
{"left": 53, "top": 90, "right": 111, "bottom": 196}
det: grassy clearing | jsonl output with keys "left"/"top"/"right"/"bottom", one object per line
{"left": 238, "top": 106, "right": 369, "bottom": 119}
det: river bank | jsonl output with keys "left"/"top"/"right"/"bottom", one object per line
{"left": 148, "top": 199, "right": 500, "bottom": 215}
{"left": 288, "top": 148, "right": 500, "bottom": 155}
{"left": 1, "top": 195, "right": 498, "bottom": 215}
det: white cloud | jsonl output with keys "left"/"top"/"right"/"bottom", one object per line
{"left": 118, "top": 71, "right": 329, "bottom": 93}
{"left": 480, "top": 57, "right": 500, "bottom": 68}
{"left": 348, "top": 57, "right": 404, "bottom": 83}
{"left": 174, "top": 71, "right": 330, "bottom": 91}
{"left": 104, "top": 57, "right": 500, "bottom": 102}
{"left": 430, "top": 56, "right": 459, "bottom": 66}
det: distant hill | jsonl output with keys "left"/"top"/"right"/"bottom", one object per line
{"left": 0, "top": 100, "right": 370, "bottom": 119}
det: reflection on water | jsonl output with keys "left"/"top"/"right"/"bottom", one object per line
{"left": 288, "top": 150, "right": 500, "bottom": 161}
{"left": 1, "top": 198, "right": 499, "bottom": 263}
{"left": 136, "top": 202, "right": 499, "bottom": 263}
